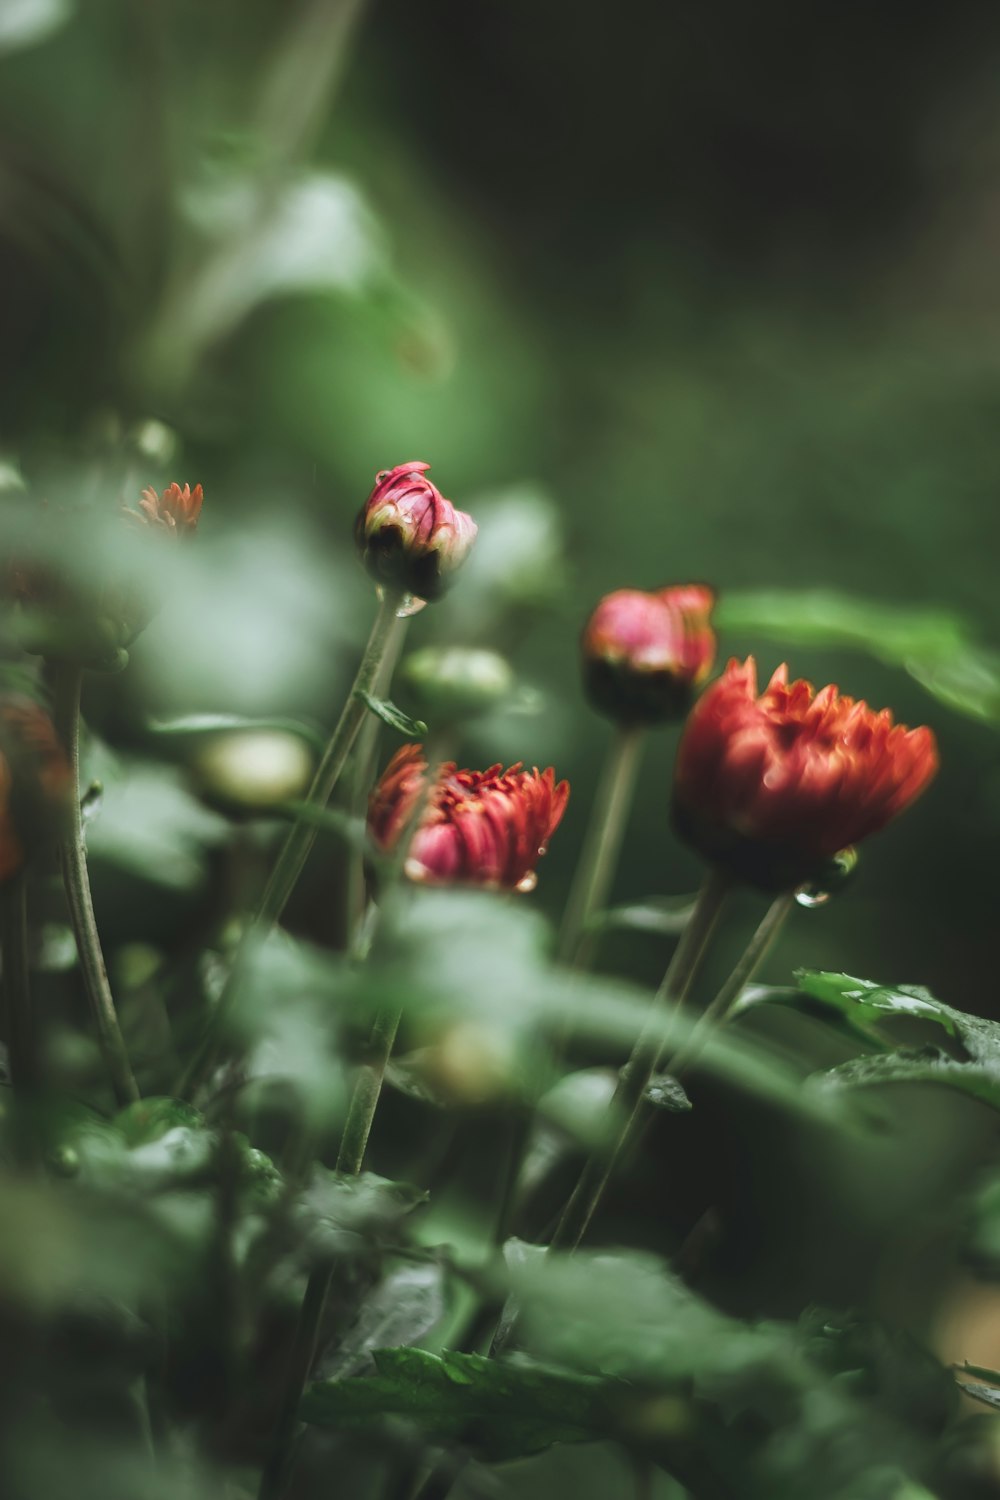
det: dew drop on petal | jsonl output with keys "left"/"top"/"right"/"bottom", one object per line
{"left": 515, "top": 871, "right": 538, "bottom": 894}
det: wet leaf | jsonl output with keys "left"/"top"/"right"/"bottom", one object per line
{"left": 318, "top": 1259, "right": 448, "bottom": 1379}
{"left": 300, "top": 1346, "right": 606, "bottom": 1459}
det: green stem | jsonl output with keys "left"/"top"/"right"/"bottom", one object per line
{"left": 344, "top": 608, "right": 409, "bottom": 944}
{"left": 1, "top": 875, "right": 34, "bottom": 1091}
{"left": 336, "top": 1007, "right": 402, "bottom": 1173}
{"left": 50, "top": 663, "right": 139, "bottom": 1107}
{"left": 548, "top": 868, "right": 731, "bottom": 1252}
{"left": 255, "top": 590, "right": 408, "bottom": 931}
{"left": 556, "top": 726, "right": 644, "bottom": 969}
{"left": 666, "top": 891, "right": 794, "bottom": 1076}
{"left": 178, "top": 592, "right": 407, "bottom": 1101}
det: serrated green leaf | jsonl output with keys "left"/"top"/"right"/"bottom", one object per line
{"left": 791, "top": 972, "right": 1000, "bottom": 1113}
{"left": 300, "top": 1346, "right": 606, "bottom": 1458}
{"left": 354, "top": 690, "right": 428, "bottom": 737}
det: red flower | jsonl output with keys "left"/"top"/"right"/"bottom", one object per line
{"left": 355, "top": 462, "right": 477, "bottom": 602}
{"left": 132, "top": 482, "right": 203, "bottom": 535}
{"left": 0, "top": 698, "right": 72, "bottom": 882}
{"left": 369, "top": 744, "right": 569, "bottom": 891}
{"left": 582, "top": 585, "right": 716, "bottom": 725}
{"left": 673, "top": 657, "right": 939, "bottom": 889}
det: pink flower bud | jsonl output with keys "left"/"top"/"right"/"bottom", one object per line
{"left": 369, "top": 745, "right": 569, "bottom": 891}
{"left": 673, "top": 657, "right": 939, "bottom": 889}
{"left": 354, "top": 462, "right": 477, "bottom": 602}
{"left": 582, "top": 584, "right": 716, "bottom": 725}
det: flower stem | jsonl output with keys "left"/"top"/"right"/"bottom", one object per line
{"left": 548, "top": 867, "right": 731, "bottom": 1252}
{"left": 50, "top": 663, "right": 139, "bottom": 1107}
{"left": 666, "top": 890, "right": 794, "bottom": 1076}
{"left": 177, "top": 591, "right": 407, "bottom": 1102}
{"left": 1, "top": 875, "right": 34, "bottom": 1092}
{"left": 255, "top": 590, "right": 408, "bottom": 932}
{"left": 556, "top": 726, "right": 644, "bottom": 969}
{"left": 335, "top": 1006, "right": 402, "bottom": 1173}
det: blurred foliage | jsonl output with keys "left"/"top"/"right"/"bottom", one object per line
{"left": 3, "top": 3, "right": 1000, "bottom": 1499}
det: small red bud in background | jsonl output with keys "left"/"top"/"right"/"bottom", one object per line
{"left": 582, "top": 585, "right": 716, "bottom": 725}
{"left": 130, "top": 482, "right": 203, "bottom": 536}
{"left": 369, "top": 744, "right": 569, "bottom": 891}
{"left": 672, "top": 656, "right": 939, "bottom": 890}
{"left": 355, "top": 462, "right": 477, "bottom": 602}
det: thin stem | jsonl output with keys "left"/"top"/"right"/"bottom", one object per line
{"left": 50, "top": 663, "right": 139, "bottom": 1107}
{"left": 178, "top": 592, "right": 407, "bottom": 1101}
{"left": 335, "top": 1007, "right": 403, "bottom": 1174}
{"left": 556, "top": 726, "right": 644, "bottom": 969}
{"left": 666, "top": 890, "right": 794, "bottom": 1076}
{"left": 256, "top": 590, "right": 408, "bottom": 931}
{"left": 1, "top": 876, "right": 34, "bottom": 1091}
{"left": 344, "top": 608, "right": 409, "bottom": 943}
{"left": 548, "top": 868, "right": 731, "bottom": 1252}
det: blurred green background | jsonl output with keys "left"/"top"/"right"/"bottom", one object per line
{"left": 3, "top": 0, "right": 1000, "bottom": 1006}
{"left": 5, "top": 3, "right": 1000, "bottom": 1485}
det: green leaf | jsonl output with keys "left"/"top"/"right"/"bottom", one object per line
{"left": 318, "top": 1260, "right": 448, "bottom": 1379}
{"left": 114, "top": 1097, "right": 204, "bottom": 1147}
{"left": 740, "top": 972, "right": 961, "bottom": 1047}
{"left": 0, "top": 0, "right": 72, "bottom": 54}
{"left": 148, "top": 713, "right": 325, "bottom": 754}
{"left": 591, "top": 897, "right": 696, "bottom": 937}
{"left": 955, "top": 1379, "right": 1000, "bottom": 1411}
{"left": 300, "top": 1346, "right": 607, "bottom": 1459}
{"left": 643, "top": 1074, "right": 692, "bottom": 1112}
{"left": 354, "top": 690, "right": 428, "bottom": 737}
{"left": 717, "top": 587, "right": 1000, "bottom": 724}
{"left": 785, "top": 972, "right": 1000, "bottom": 1113}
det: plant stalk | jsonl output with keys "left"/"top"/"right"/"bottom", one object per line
{"left": 556, "top": 725, "right": 644, "bottom": 969}
{"left": 666, "top": 890, "right": 794, "bottom": 1076}
{"left": 255, "top": 589, "right": 408, "bottom": 931}
{"left": 50, "top": 663, "right": 139, "bottom": 1107}
{"left": 548, "top": 867, "right": 731, "bottom": 1251}
{"left": 1, "top": 875, "right": 34, "bottom": 1091}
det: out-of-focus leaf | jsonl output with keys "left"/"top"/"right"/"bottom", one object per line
{"left": 300, "top": 1346, "right": 606, "bottom": 1459}
{"left": 83, "top": 755, "right": 229, "bottom": 892}
{"left": 149, "top": 713, "right": 325, "bottom": 755}
{"left": 446, "top": 486, "right": 571, "bottom": 628}
{"left": 592, "top": 897, "right": 696, "bottom": 937}
{"left": 115, "top": 1097, "right": 204, "bottom": 1146}
{"left": 717, "top": 587, "right": 1000, "bottom": 724}
{"left": 156, "top": 170, "right": 387, "bottom": 375}
{"left": 318, "top": 1258, "right": 448, "bottom": 1379}
{"left": 294, "top": 1169, "right": 426, "bottom": 1264}
{"left": 644, "top": 1074, "right": 692, "bottom": 1112}
{"left": 0, "top": 0, "right": 72, "bottom": 54}
{"left": 354, "top": 690, "right": 428, "bottom": 737}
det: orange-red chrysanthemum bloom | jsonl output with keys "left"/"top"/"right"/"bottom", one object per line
{"left": 582, "top": 584, "right": 716, "bottom": 725}
{"left": 133, "top": 482, "right": 203, "bottom": 535}
{"left": 672, "top": 657, "right": 939, "bottom": 889}
{"left": 0, "top": 698, "right": 72, "bottom": 882}
{"left": 355, "top": 462, "right": 477, "bottom": 602}
{"left": 369, "top": 744, "right": 569, "bottom": 890}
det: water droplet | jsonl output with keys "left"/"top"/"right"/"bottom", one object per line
{"left": 80, "top": 780, "right": 104, "bottom": 822}
{"left": 794, "top": 846, "right": 859, "bottom": 908}
{"left": 795, "top": 885, "right": 830, "bottom": 909}
{"left": 515, "top": 871, "right": 538, "bottom": 894}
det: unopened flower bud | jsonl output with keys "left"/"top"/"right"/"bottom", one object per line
{"left": 582, "top": 585, "right": 716, "bottom": 725}
{"left": 354, "top": 462, "right": 477, "bottom": 603}
{"left": 0, "top": 697, "right": 72, "bottom": 881}
{"left": 673, "top": 657, "right": 939, "bottom": 890}
{"left": 190, "top": 730, "right": 314, "bottom": 813}
{"left": 400, "top": 646, "right": 515, "bottom": 723}
{"left": 128, "top": 481, "right": 203, "bottom": 536}
{"left": 369, "top": 745, "right": 569, "bottom": 891}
